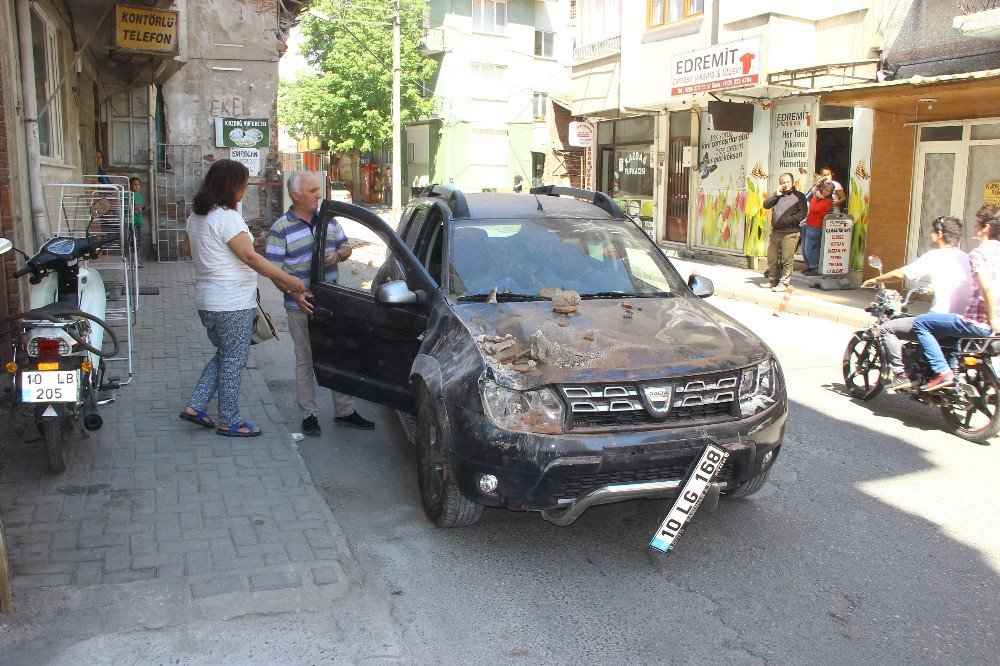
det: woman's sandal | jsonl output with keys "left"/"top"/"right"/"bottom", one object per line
{"left": 179, "top": 408, "right": 216, "bottom": 429}
{"left": 216, "top": 420, "right": 262, "bottom": 438}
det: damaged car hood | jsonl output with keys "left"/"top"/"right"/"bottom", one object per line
{"left": 453, "top": 297, "right": 771, "bottom": 389}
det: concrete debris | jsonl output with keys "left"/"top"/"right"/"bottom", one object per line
{"left": 528, "top": 331, "right": 550, "bottom": 360}
{"left": 550, "top": 289, "right": 580, "bottom": 314}
{"left": 583, "top": 331, "right": 596, "bottom": 342}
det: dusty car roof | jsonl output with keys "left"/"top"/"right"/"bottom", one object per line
{"left": 451, "top": 193, "right": 615, "bottom": 221}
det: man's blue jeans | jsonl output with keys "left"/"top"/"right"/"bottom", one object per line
{"left": 911, "top": 313, "right": 990, "bottom": 374}
{"left": 801, "top": 225, "right": 822, "bottom": 270}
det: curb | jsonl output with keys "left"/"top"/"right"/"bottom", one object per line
{"left": 712, "top": 284, "right": 872, "bottom": 329}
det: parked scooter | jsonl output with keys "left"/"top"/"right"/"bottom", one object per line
{"left": 0, "top": 199, "right": 121, "bottom": 471}
{"left": 842, "top": 255, "right": 1000, "bottom": 443}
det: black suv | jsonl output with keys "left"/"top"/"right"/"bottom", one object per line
{"left": 307, "top": 186, "right": 787, "bottom": 527}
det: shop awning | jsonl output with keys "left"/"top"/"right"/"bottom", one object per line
{"left": 788, "top": 68, "right": 1000, "bottom": 116}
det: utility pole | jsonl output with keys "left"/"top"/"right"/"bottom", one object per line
{"left": 391, "top": 0, "right": 401, "bottom": 222}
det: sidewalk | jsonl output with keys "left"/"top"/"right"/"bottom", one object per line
{"left": 666, "top": 255, "right": 930, "bottom": 327}
{"left": 0, "top": 262, "right": 405, "bottom": 661}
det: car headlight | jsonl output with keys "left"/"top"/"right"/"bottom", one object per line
{"left": 739, "top": 359, "right": 778, "bottom": 417}
{"left": 482, "top": 381, "right": 565, "bottom": 434}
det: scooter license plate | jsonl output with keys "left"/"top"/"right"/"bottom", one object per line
{"left": 20, "top": 371, "right": 79, "bottom": 403}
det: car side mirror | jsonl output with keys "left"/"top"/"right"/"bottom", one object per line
{"left": 0, "top": 238, "right": 11, "bottom": 256}
{"left": 688, "top": 275, "right": 714, "bottom": 298}
{"left": 376, "top": 279, "right": 423, "bottom": 306}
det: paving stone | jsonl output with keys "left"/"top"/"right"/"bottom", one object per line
{"left": 310, "top": 566, "right": 340, "bottom": 586}
{"left": 248, "top": 570, "right": 302, "bottom": 592}
{"left": 74, "top": 561, "right": 104, "bottom": 586}
{"left": 184, "top": 550, "right": 211, "bottom": 576}
{"left": 14, "top": 573, "right": 74, "bottom": 589}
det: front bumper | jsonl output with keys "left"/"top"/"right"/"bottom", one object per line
{"left": 444, "top": 398, "right": 786, "bottom": 515}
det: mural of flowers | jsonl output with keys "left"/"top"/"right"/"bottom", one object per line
{"left": 848, "top": 158, "right": 871, "bottom": 271}
{"left": 742, "top": 178, "right": 768, "bottom": 257}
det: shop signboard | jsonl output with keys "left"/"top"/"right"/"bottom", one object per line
{"left": 772, "top": 102, "right": 813, "bottom": 193}
{"left": 985, "top": 181, "right": 1000, "bottom": 206}
{"left": 230, "top": 148, "right": 260, "bottom": 178}
{"left": 115, "top": 4, "right": 179, "bottom": 54}
{"left": 670, "top": 37, "right": 761, "bottom": 97}
{"left": 569, "top": 122, "right": 594, "bottom": 148}
{"left": 215, "top": 118, "right": 270, "bottom": 149}
{"left": 820, "top": 214, "right": 854, "bottom": 275}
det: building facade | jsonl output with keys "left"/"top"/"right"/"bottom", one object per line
{"left": 0, "top": 0, "right": 298, "bottom": 330}
{"left": 573, "top": 0, "right": 1000, "bottom": 280}
{"left": 406, "top": 0, "right": 575, "bottom": 193}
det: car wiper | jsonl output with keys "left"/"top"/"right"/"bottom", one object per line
{"left": 579, "top": 291, "right": 629, "bottom": 299}
{"left": 580, "top": 291, "right": 675, "bottom": 299}
{"left": 457, "top": 292, "right": 551, "bottom": 302}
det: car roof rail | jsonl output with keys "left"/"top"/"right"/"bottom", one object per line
{"left": 420, "top": 183, "right": 470, "bottom": 218}
{"left": 529, "top": 185, "right": 627, "bottom": 219}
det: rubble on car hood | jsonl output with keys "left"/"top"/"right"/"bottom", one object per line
{"left": 459, "top": 297, "right": 770, "bottom": 390}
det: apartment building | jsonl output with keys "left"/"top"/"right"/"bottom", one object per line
{"left": 406, "top": 0, "right": 581, "bottom": 193}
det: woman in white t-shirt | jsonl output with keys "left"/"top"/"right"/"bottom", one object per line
{"left": 180, "top": 159, "right": 308, "bottom": 437}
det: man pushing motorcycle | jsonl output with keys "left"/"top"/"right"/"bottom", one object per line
{"left": 911, "top": 205, "right": 1000, "bottom": 392}
{"left": 862, "top": 215, "right": 972, "bottom": 391}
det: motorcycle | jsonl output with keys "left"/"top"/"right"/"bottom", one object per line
{"left": 842, "top": 255, "right": 1000, "bottom": 443}
{"left": 0, "top": 199, "right": 121, "bottom": 471}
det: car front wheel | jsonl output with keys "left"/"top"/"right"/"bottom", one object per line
{"left": 415, "top": 386, "right": 483, "bottom": 528}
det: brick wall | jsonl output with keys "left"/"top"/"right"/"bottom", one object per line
{"left": 865, "top": 110, "right": 916, "bottom": 276}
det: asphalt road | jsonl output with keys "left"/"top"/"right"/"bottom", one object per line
{"left": 259, "top": 292, "right": 999, "bottom": 665}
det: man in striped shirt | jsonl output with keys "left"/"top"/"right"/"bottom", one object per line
{"left": 265, "top": 172, "right": 375, "bottom": 435}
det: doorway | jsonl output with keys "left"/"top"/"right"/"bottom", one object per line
{"left": 908, "top": 121, "right": 1000, "bottom": 262}
{"left": 665, "top": 111, "right": 692, "bottom": 243}
{"left": 815, "top": 126, "right": 852, "bottom": 203}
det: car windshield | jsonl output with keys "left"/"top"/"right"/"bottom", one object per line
{"left": 448, "top": 217, "right": 686, "bottom": 300}
{"left": 330, "top": 182, "right": 347, "bottom": 190}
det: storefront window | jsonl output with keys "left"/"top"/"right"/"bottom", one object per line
{"left": 819, "top": 105, "right": 853, "bottom": 122}
{"left": 920, "top": 125, "right": 963, "bottom": 142}
{"left": 611, "top": 147, "right": 653, "bottom": 198}
{"left": 971, "top": 123, "right": 1000, "bottom": 140}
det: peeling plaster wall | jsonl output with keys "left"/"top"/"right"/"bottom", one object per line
{"left": 161, "top": 0, "right": 281, "bottom": 234}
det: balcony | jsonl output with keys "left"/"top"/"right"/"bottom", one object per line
{"left": 572, "top": 36, "right": 621, "bottom": 66}
{"left": 420, "top": 28, "right": 446, "bottom": 55}
{"left": 954, "top": 5, "right": 1000, "bottom": 40}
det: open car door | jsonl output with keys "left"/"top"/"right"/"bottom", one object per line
{"left": 307, "top": 200, "right": 436, "bottom": 413}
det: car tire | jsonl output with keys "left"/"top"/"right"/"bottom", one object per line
{"left": 725, "top": 466, "right": 771, "bottom": 498}
{"left": 415, "top": 386, "right": 483, "bottom": 528}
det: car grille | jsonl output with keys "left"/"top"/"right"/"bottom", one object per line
{"left": 552, "top": 458, "right": 739, "bottom": 500}
{"left": 560, "top": 373, "right": 739, "bottom": 430}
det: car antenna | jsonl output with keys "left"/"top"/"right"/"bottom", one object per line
{"left": 534, "top": 194, "right": 544, "bottom": 211}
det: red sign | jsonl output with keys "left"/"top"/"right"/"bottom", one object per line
{"left": 670, "top": 37, "right": 761, "bottom": 97}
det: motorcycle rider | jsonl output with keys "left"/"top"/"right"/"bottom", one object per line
{"left": 862, "top": 216, "right": 971, "bottom": 390}
{"left": 912, "top": 205, "right": 1000, "bottom": 391}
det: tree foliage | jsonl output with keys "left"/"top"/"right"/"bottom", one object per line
{"left": 279, "top": 0, "right": 438, "bottom": 153}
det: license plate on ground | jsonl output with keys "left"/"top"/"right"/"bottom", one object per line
{"left": 650, "top": 442, "right": 730, "bottom": 553}
{"left": 20, "top": 371, "right": 79, "bottom": 403}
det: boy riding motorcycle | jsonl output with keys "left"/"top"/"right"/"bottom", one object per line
{"left": 862, "top": 216, "right": 972, "bottom": 390}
